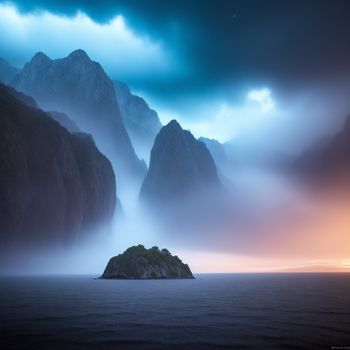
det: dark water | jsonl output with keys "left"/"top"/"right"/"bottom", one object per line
{"left": 1, "top": 274, "right": 350, "bottom": 350}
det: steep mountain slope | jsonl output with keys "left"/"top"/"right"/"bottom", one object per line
{"left": 0, "top": 84, "right": 116, "bottom": 248}
{"left": 140, "top": 120, "right": 221, "bottom": 202}
{"left": 114, "top": 80, "right": 162, "bottom": 161}
{"left": 0, "top": 58, "right": 19, "bottom": 84}
{"left": 48, "top": 111, "right": 80, "bottom": 133}
{"left": 11, "top": 50, "right": 145, "bottom": 184}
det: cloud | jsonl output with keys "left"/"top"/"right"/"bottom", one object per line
{"left": 156, "top": 88, "right": 281, "bottom": 143}
{"left": 0, "top": 3, "right": 178, "bottom": 80}
{"left": 247, "top": 88, "right": 274, "bottom": 111}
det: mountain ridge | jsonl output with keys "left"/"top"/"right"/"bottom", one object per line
{"left": 11, "top": 49, "right": 145, "bottom": 185}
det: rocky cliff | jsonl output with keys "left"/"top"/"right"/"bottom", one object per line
{"left": 0, "top": 84, "right": 116, "bottom": 248}
{"left": 140, "top": 120, "right": 221, "bottom": 202}
{"left": 0, "top": 58, "right": 19, "bottom": 84}
{"left": 101, "top": 245, "right": 194, "bottom": 279}
{"left": 11, "top": 50, "right": 145, "bottom": 184}
{"left": 114, "top": 80, "right": 162, "bottom": 161}
{"left": 48, "top": 111, "right": 80, "bottom": 133}
{"left": 294, "top": 115, "right": 350, "bottom": 184}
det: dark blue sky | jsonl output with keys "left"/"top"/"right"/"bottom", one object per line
{"left": 1, "top": 0, "right": 350, "bottom": 146}
{"left": 3, "top": 0, "right": 350, "bottom": 95}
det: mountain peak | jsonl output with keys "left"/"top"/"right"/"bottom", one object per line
{"left": 163, "top": 119, "right": 182, "bottom": 133}
{"left": 166, "top": 119, "right": 181, "bottom": 128}
{"left": 31, "top": 51, "right": 51, "bottom": 64}
{"left": 12, "top": 49, "right": 146, "bottom": 185}
{"left": 140, "top": 118, "right": 221, "bottom": 202}
{"left": 67, "top": 49, "right": 90, "bottom": 61}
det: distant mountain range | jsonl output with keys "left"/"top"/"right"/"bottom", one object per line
{"left": 140, "top": 120, "right": 221, "bottom": 203}
{"left": 0, "top": 83, "right": 116, "bottom": 248}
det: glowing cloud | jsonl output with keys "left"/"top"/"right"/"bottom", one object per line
{"left": 247, "top": 88, "right": 275, "bottom": 111}
{"left": 0, "top": 3, "right": 177, "bottom": 79}
{"left": 160, "top": 88, "right": 280, "bottom": 143}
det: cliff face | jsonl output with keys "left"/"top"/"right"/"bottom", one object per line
{"left": 48, "top": 111, "right": 80, "bottom": 133}
{"left": 102, "top": 245, "right": 194, "bottom": 279}
{"left": 11, "top": 50, "right": 145, "bottom": 183}
{"left": 0, "top": 58, "right": 19, "bottom": 84}
{"left": 0, "top": 84, "right": 116, "bottom": 247}
{"left": 140, "top": 120, "right": 221, "bottom": 203}
{"left": 198, "top": 137, "right": 227, "bottom": 166}
{"left": 294, "top": 115, "right": 350, "bottom": 184}
{"left": 114, "top": 80, "right": 162, "bottom": 161}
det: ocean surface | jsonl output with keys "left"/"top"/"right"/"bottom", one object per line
{"left": 0, "top": 273, "right": 349, "bottom": 350}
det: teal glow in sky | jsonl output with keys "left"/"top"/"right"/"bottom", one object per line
{"left": 1, "top": 0, "right": 350, "bottom": 150}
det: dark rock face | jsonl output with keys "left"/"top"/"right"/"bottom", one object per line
{"left": 114, "top": 80, "right": 162, "bottom": 161}
{"left": 294, "top": 115, "right": 350, "bottom": 183}
{"left": 140, "top": 120, "right": 221, "bottom": 202}
{"left": 0, "top": 58, "right": 19, "bottom": 84}
{"left": 11, "top": 50, "right": 145, "bottom": 183}
{"left": 0, "top": 84, "right": 116, "bottom": 248}
{"left": 102, "top": 245, "right": 194, "bottom": 279}
{"left": 4, "top": 84, "right": 38, "bottom": 108}
{"left": 48, "top": 111, "right": 80, "bottom": 133}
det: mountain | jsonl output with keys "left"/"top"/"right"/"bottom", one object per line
{"left": 11, "top": 50, "right": 145, "bottom": 185}
{"left": 48, "top": 111, "right": 80, "bottom": 133}
{"left": 0, "top": 58, "right": 19, "bottom": 84}
{"left": 0, "top": 84, "right": 116, "bottom": 248}
{"left": 140, "top": 120, "right": 221, "bottom": 202}
{"left": 3, "top": 83, "right": 80, "bottom": 133}
{"left": 198, "top": 137, "right": 227, "bottom": 166}
{"left": 114, "top": 80, "right": 162, "bottom": 161}
{"left": 101, "top": 245, "right": 194, "bottom": 279}
{"left": 294, "top": 115, "right": 350, "bottom": 184}
{"left": 2, "top": 84, "right": 38, "bottom": 108}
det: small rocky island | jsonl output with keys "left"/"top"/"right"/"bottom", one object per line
{"left": 101, "top": 245, "right": 194, "bottom": 279}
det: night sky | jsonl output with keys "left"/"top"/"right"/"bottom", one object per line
{"left": 1, "top": 0, "right": 350, "bottom": 148}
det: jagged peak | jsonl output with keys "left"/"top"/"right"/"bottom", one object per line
{"left": 114, "top": 80, "right": 131, "bottom": 94}
{"left": 199, "top": 136, "right": 220, "bottom": 143}
{"left": 164, "top": 119, "right": 182, "bottom": 130}
{"left": 67, "top": 49, "right": 91, "bottom": 61}
{"left": 30, "top": 51, "right": 51, "bottom": 64}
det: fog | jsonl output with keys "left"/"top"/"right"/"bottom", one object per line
{"left": 1, "top": 1, "right": 350, "bottom": 274}
{"left": 2, "top": 156, "right": 350, "bottom": 274}
{"left": 2, "top": 74, "right": 350, "bottom": 274}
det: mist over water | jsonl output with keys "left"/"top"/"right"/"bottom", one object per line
{"left": 2, "top": 157, "right": 349, "bottom": 275}
{"left": 2, "top": 3, "right": 350, "bottom": 350}
{"left": 1, "top": 0, "right": 350, "bottom": 275}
